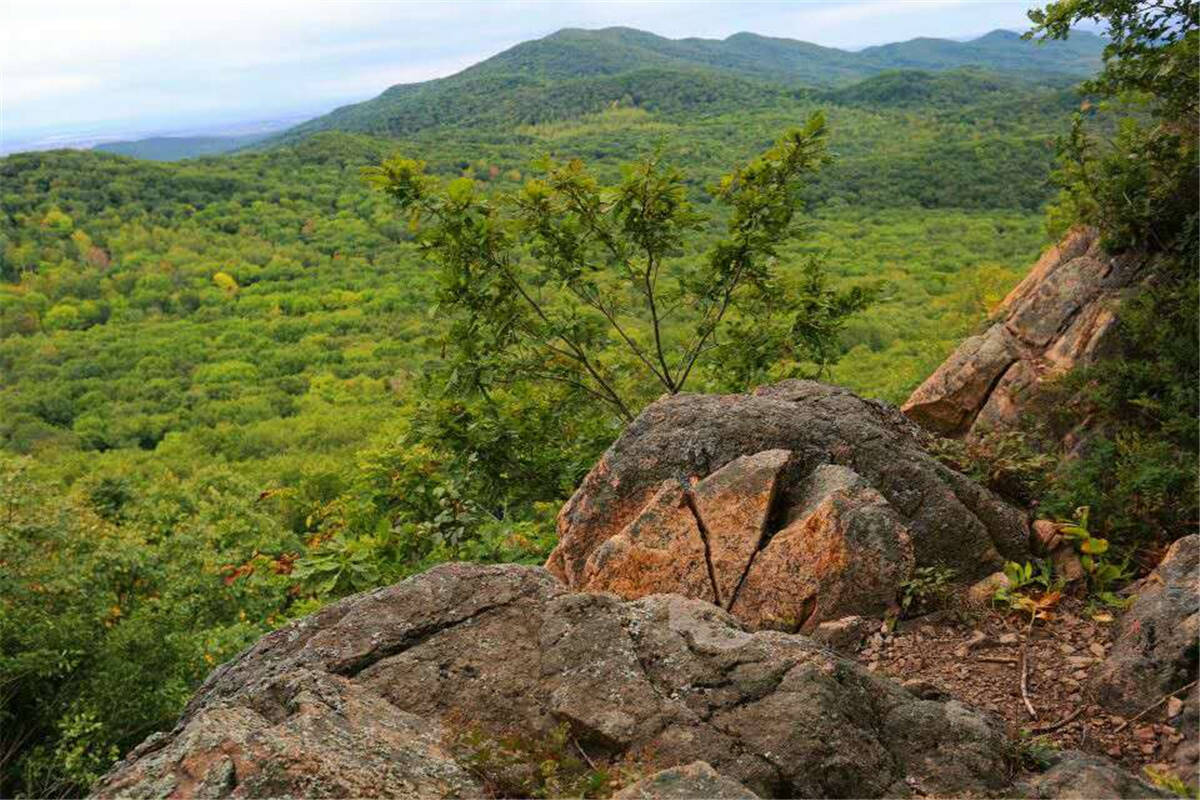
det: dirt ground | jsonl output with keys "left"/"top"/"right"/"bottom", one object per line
{"left": 852, "top": 598, "right": 1194, "bottom": 786}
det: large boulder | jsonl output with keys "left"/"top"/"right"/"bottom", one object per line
{"left": 547, "top": 380, "right": 1028, "bottom": 629}
{"left": 95, "top": 563, "right": 1017, "bottom": 799}
{"left": 1020, "top": 752, "right": 1170, "bottom": 799}
{"left": 902, "top": 228, "right": 1145, "bottom": 439}
{"left": 1094, "top": 535, "right": 1200, "bottom": 714}
{"left": 1094, "top": 535, "right": 1199, "bottom": 790}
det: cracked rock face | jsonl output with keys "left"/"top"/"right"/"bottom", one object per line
{"left": 548, "top": 380, "right": 1028, "bottom": 629}
{"left": 902, "top": 227, "right": 1144, "bottom": 440}
{"left": 93, "top": 563, "right": 1014, "bottom": 799}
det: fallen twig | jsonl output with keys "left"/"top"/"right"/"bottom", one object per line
{"left": 1113, "top": 680, "right": 1199, "bottom": 733}
{"left": 1031, "top": 706, "right": 1085, "bottom": 734}
{"left": 573, "top": 737, "right": 599, "bottom": 772}
{"left": 1019, "top": 616, "right": 1037, "bottom": 720}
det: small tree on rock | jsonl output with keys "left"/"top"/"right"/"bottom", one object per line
{"left": 367, "top": 113, "right": 871, "bottom": 421}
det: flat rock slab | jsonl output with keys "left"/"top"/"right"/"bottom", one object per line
{"left": 94, "top": 563, "right": 1019, "bottom": 799}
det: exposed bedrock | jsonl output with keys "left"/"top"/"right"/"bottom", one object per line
{"left": 901, "top": 227, "right": 1145, "bottom": 440}
{"left": 94, "top": 563, "right": 1016, "bottom": 799}
{"left": 548, "top": 380, "right": 1029, "bottom": 630}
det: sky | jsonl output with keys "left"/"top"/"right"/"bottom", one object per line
{"left": 1, "top": 0, "right": 1047, "bottom": 149}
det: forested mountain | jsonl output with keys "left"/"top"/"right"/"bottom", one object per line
{"left": 280, "top": 26, "right": 1102, "bottom": 139}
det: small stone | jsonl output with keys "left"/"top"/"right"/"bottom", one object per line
{"left": 1068, "top": 692, "right": 1082, "bottom": 702}
{"left": 1067, "top": 656, "right": 1095, "bottom": 667}
{"left": 1088, "top": 642, "right": 1106, "bottom": 658}
{"left": 965, "top": 630, "right": 988, "bottom": 648}
{"left": 1073, "top": 669, "right": 1089, "bottom": 681}
{"left": 902, "top": 678, "right": 949, "bottom": 700}
{"left": 1134, "top": 726, "right": 1157, "bottom": 741}
{"left": 1140, "top": 743, "right": 1157, "bottom": 755}
{"left": 811, "top": 615, "right": 875, "bottom": 654}
{"left": 1106, "top": 745, "right": 1122, "bottom": 758}
{"left": 1032, "top": 519, "right": 1062, "bottom": 552}
{"left": 1051, "top": 545, "right": 1085, "bottom": 583}
{"left": 1166, "top": 696, "right": 1184, "bottom": 718}
{"left": 967, "top": 572, "right": 1010, "bottom": 606}
{"left": 1059, "top": 643, "right": 1076, "bottom": 655}
{"left": 998, "top": 632, "right": 1019, "bottom": 645}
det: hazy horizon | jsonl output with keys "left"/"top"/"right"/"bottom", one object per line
{"left": 1, "top": 0, "right": 1058, "bottom": 153}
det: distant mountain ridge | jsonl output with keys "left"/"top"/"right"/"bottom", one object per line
{"left": 94, "top": 133, "right": 271, "bottom": 161}
{"left": 279, "top": 26, "right": 1103, "bottom": 141}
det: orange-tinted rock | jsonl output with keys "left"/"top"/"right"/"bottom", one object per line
{"left": 581, "top": 480, "right": 716, "bottom": 604}
{"left": 729, "top": 466, "right": 914, "bottom": 631}
{"left": 902, "top": 227, "right": 1143, "bottom": 439}
{"left": 691, "top": 449, "right": 791, "bottom": 606}
{"left": 549, "top": 381, "right": 1028, "bottom": 598}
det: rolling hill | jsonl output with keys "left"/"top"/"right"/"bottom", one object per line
{"left": 94, "top": 132, "right": 272, "bottom": 161}
{"left": 278, "top": 26, "right": 1103, "bottom": 140}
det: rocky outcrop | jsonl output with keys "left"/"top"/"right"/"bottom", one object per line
{"left": 548, "top": 380, "right": 1028, "bottom": 630}
{"left": 902, "top": 228, "right": 1144, "bottom": 439}
{"left": 1094, "top": 535, "right": 1200, "bottom": 714}
{"left": 1093, "top": 535, "right": 1199, "bottom": 790}
{"left": 95, "top": 563, "right": 1019, "bottom": 799}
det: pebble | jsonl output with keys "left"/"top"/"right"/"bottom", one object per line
{"left": 1059, "top": 643, "right": 1076, "bottom": 655}
{"left": 1166, "top": 696, "right": 1184, "bottom": 718}
{"left": 1067, "top": 656, "right": 1095, "bottom": 667}
{"left": 998, "top": 633, "right": 1019, "bottom": 645}
{"left": 1089, "top": 642, "right": 1107, "bottom": 658}
{"left": 1106, "top": 745, "right": 1122, "bottom": 757}
{"left": 1073, "top": 669, "right": 1089, "bottom": 681}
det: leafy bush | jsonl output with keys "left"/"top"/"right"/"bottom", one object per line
{"left": 898, "top": 566, "right": 957, "bottom": 617}
{"left": 929, "top": 429, "right": 1055, "bottom": 506}
{"left": 0, "top": 456, "right": 298, "bottom": 797}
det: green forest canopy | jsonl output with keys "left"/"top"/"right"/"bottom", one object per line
{"left": 0, "top": 21, "right": 1147, "bottom": 796}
